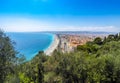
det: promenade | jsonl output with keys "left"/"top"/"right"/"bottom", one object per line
{"left": 44, "top": 35, "right": 59, "bottom": 55}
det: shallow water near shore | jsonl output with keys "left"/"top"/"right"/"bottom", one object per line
{"left": 6, "top": 32, "right": 54, "bottom": 60}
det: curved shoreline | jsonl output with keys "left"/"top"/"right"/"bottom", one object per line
{"left": 44, "top": 34, "right": 59, "bottom": 55}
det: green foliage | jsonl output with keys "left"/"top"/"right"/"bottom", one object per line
{"left": 19, "top": 73, "right": 30, "bottom": 83}
{"left": 0, "top": 30, "right": 17, "bottom": 83}
{"left": 93, "top": 37, "right": 103, "bottom": 45}
{"left": 2, "top": 31, "right": 120, "bottom": 83}
{"left": 77, "top": 44, "right": 99, "bottom": 54}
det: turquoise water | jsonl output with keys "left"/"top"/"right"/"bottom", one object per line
{"left": 6, "top": 32, "right": 54, "bottom": 60}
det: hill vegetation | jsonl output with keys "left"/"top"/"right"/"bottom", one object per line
{"left": 0, "top": 30, "right": 120, "bottom": 83}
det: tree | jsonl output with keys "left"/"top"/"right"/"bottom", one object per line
{"left": 93, "top": 37, "right": 103, "bottom": 45}
{"left": 0, "top": 30, "right": 17, "bottom": 82}
{"left": 106, "top": 35, "right": 115, "bottom": 42}
{"left": 38, "top": 62, "right": 44, "bottom": 83}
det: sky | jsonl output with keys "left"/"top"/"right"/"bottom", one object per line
{"left": 0, "top": 0, "right": 120, "bottom": 32}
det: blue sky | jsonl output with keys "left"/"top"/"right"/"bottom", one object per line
{"left": 0, "top": 0, "right": 120, "bottom": 32}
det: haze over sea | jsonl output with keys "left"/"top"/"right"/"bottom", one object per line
{"left": 6, "top": 32, "right": 54, "bottom": 60}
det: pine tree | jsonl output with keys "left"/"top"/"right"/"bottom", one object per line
{"left": 0, "top": 30, "right": 17, "bottom": 82}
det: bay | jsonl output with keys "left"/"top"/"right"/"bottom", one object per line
{"left": 6, "top": 32, "right": 54, "bottom": 60}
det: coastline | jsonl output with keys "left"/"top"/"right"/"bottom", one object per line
{"left": 44, "top": 34, "right": 59, "bottom": 55}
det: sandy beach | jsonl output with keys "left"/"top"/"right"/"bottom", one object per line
{"left": 44, "top": 35, "right": 59, "bottom": 55}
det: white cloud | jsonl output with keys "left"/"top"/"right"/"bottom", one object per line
{"left": 0, "top": 17, "right": 119, "bottom": 32}
{"left": 44, "top": 26, "right": 119, "bottom": 32}
{"left": 61, "top": 26, "right": 119, "bottom": 32}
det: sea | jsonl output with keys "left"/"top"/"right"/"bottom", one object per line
{"left": 6, "top": 32, "right": 54, "bottom": 60}
{"left": 6, "top": 31, "right": 115, "bottom": 60}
